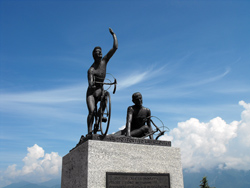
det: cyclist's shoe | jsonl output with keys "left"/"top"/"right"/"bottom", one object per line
{"left": 102, "top": 117, "right": 107, "bottom": 123}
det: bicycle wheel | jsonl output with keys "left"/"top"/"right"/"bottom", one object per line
{"left": 149, "top": 116, "right": 169, "bottom": 140}
{"left": 100, "top": 91, "right": 111, "bottom": 135}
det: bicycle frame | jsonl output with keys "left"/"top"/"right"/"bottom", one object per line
{"left": 141, "top": 117, "right": 169, "bottom": 140}
{"left": 92, "top": 74, "right": 117, "bottom": 136}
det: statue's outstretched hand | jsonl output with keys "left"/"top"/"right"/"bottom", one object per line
{"left": 109, "top": 27, "right": 115, "bottom": 35}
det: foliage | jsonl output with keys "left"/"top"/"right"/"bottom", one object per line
{"left": 199, "top": 176, "right": 215, "bottom": 188}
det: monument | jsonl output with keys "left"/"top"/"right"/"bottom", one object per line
{"left": 61, "top": 28, "right": 184, "bottom": 188}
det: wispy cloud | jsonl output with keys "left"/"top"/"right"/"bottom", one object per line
{"left": 0, "top": 66, "right": 234, "bottom": 123}
{"left": 118, "top": 65, "right": 167, "bottom": 90}
{"left": 0, "top": 84, "right": 87, "bottom": 124}
{"left": 0, "top": 84, "right": 86, "bottom": 104}
{"left": 139, "top": 68, "right": 232, "bottom": 99}
{"left": 118, "top": 71, "right": 149, "bottom": 89}
{"left": 182, "top": 68, "right": 230, "bottom": 88}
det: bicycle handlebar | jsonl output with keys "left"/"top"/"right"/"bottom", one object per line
{"left": 95, "top": 78, "right": 117, "bottom": 94}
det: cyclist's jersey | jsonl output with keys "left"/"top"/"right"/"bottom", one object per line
{"left": 88, "top": 60, "right": 107, "bottom": 89}
{"left": 127, "top": 105, "right": 151, "bottom": 131}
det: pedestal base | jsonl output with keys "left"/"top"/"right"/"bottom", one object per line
{"left": 61, "top": 138, "right": 184, "bottom": 188}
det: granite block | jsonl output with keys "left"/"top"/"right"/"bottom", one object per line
{"left": 61, "top": 139, "right": 184, "bottom": 188}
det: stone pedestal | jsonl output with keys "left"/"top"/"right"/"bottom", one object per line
{"left": 61, "top": 135, "right": 184, "bottom": 188}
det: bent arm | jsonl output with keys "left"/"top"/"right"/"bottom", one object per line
{"left": 147, "top": 109, "right": 153, "bottom": 139}
{"left": 126, "top": 107, "right": 133, "bottom": 136}
{"left": 88, "top": 68, "right": 95, "bottom": 88}
{"left": 103, "top": 28, "right": 118, "bottom": 63}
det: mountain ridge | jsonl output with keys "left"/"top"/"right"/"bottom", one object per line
{"left": 183, "top": 168, "right": 250, "bottom": 188}
{"left": 3, "top": 169, "right": 250, "bottom": 188}
{"left": 2, "top": 179, "right": 60, "bottom": 188}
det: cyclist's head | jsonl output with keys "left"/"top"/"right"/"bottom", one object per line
{"left": 132, "top": 92, "right": 143, "bottom": 106}
{"left": 92, "top": 46, "right": 102, "bottom": 60}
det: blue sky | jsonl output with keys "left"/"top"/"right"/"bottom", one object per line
{"left": 0, "top": 0, "right": 250, "bottom": 186}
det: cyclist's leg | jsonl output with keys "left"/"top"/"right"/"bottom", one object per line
{"left": 130, "top": 125, "right": 149, "bottom": 137}
{"left": 87, "top": 94, "right": 96, "bottom": 134}
{"left": 114, "top": 128, "right": 126, "bottom": 136}
{"left": 100, "top": 91, "right": 107, "bottom": 111}
{"left": 98, "top": 91, "right": 108, "bottom": 122}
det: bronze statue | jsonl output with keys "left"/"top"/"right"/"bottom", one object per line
{"left": 116, "top": 92, "right": 153, "bottom": 139}
{"left": 126, "top": 92, "right": 153, "bottom": 139}
{"left": 86, "top": 28, "right": 118, "bottom": 135}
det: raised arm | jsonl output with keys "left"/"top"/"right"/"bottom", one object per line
{"left": 103, "top": 28, "right": 118, "bottom": 63}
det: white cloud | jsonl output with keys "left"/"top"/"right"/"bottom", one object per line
{"left": 119, "top": 125, "right": 126, "bottom": 130}
{"left": 161, "top": 101, "right": 250, "bottom": 172}
{"left": 118, "top": 65, "right": 166, "bottom": 90}
{"left": 1, "top": 144, "right": 62, "bottom": 187}
{"left": 238, "top": 100, "right": 250, "bottom": 147}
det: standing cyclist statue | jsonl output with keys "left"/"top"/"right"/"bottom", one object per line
{"left": 86, "top": 28, "right": 118, "bottom": 136}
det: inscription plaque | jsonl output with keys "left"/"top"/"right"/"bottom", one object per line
{"left": 106, "top": 172, "right": 170, "bottom": 188}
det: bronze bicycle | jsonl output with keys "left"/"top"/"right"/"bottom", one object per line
{"left": 92, "top": 74, "right": 117, "bottom": 136}
{"left": 141, "top": 116, "right": 170, "bottom": 140}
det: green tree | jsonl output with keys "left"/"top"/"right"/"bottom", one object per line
{"left": 199, "top": 176, "right": 215, "bottom": 188}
